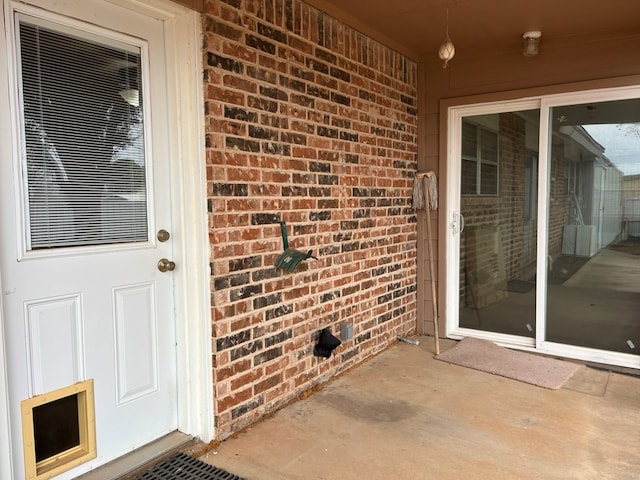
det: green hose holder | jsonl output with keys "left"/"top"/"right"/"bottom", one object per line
{"left": 274, "top": 221, "right": 317, "bottom": 272}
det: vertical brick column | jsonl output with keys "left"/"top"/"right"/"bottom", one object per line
{"left": 203, "top": 0, "right": 418, "bottom": 437}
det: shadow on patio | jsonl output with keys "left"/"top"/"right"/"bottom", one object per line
{"left": 199, "top": 338, "right": 639, "bottom": 480}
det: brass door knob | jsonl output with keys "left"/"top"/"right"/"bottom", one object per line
{"left": 157, "top": 258, "right": 176, "bottom": 272}
{"left": 157, "top": 229, "right": 171, "bottom": 242}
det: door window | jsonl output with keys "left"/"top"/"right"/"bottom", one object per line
{"left": 545, "top": 99, "right": 640, "bottom": 355}
{"left": 17, "top": 16, "right": 148, "bottom": 250}
{"left": 457, "top": 110, "right": 540, "bottom": 338}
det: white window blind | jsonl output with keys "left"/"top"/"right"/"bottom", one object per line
{"left": 17, "top": 16, "right": 148, "bottom": 250}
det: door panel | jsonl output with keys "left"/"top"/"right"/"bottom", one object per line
{"left": 545, "top": 99, "right": 640, "bottom": 355}
{"left": 114, "top": 282, "right": 159, "bottom": 404}
{"left": 457, "top": 110, "right": 540, "bottom": 339}
{"left": 1, "top": 1, "right": 177, "bottom": 478}
{"left": 26, "top": 294, "right": 84, "bottom": 395}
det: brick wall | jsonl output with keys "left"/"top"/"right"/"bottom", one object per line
{"left": 548, "top": 145, "right": 571, "bottom": 258}
{"left": 498, "top": 114, "right": 527, "bottom": 279}
{"left": 202, "top": 0, "right": 418, "bottom": 438}
{"left": 459, "top": 113, "right": 531, "bottom": 307}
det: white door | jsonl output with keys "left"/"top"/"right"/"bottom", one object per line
{"left": 1, "top": 1, "right": 178, "bottom": 477}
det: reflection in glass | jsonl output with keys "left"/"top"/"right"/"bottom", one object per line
{"left": 18, "top": 18, "right": 147, "bottom": 250}
{"left": 459, "top": 110, "right": 540, "bottom": 337}
{"left": 546, "top": 100, "right": 640, "bottom": 355}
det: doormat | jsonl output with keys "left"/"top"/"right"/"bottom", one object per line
{"left": 135, "top": 452, "right": 245, "bottom": 480}
{"left": 506, "top": 279, "right": 535, "bottom": 294}
{"left": 435, "top": 337, "right": 580, "bottom": 389}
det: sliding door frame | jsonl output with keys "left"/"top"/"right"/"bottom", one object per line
{"left": 445, "top": 85, "right": 640, "bottom": 369}
{"left": 446, "top": 98, "right": 540, "bottom": 350}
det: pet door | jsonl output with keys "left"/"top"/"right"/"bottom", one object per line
{"left": 21, "top": 379, "right": 96, "bottom": 479}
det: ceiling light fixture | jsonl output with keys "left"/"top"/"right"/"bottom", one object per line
{"left": 438, "top": 8, "right": 455, "bottom": 68}
{"left": 522, "top": 31, "right": 542, "bottom": 57}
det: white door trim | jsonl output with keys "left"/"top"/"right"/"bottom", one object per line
{"left": 0, "top": 0, "right": 212, "bottom": 475}
{"left": 107, "top": 0, "right": 214, "bottom": 444}
{"left": 0, "top": 279, "right": 12, "bottom": 480}
{"left": 158, "top": 2, "right": 214, "bottom": 443}
{"left": 1, "top": 3, "right": 17, "bottom": 477}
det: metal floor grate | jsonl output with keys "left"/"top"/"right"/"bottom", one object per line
{"left": 135, "top": 452, "right": 245, "bottom": 480}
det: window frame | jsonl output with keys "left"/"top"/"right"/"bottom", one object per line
{"left": 460, "top": 120, "right": 500, "bottom": 196}
{"left": 10, "top": 11, "right": 156, "bottom": 260}
{"left": 524, "top": 152, "right": 538, "bottom": 221}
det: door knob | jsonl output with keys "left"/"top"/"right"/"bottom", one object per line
{"left": 157, "top": 258, "right": 176, "bottom": 272}
{"left": 157, "top": 229, "right": 171, "bottom": 242}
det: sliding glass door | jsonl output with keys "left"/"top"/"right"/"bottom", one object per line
{"left": 545, "top": 98, "right": 640, "bottom": 357}
{"left": 457, "top": 109, "right": 540, "bottom": 340}
{"left": 448, "top": 87, "right": 640, "bottom": 367}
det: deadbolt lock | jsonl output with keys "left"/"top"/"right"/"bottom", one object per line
{"left": 157, "top": 229, "right": 171, "bottom": 242}
{"left": 157, "top": 258, "right": 176, "bottom": 272}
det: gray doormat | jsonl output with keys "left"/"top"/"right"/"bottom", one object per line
{"left": 436, "top": 337, "right": 580, "bottom": 389}
{"left": 135, "top": 452, "right": 245, "bottom": 480}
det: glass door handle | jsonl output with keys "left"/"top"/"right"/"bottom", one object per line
{"left": 452, "top": 213, "right": 465, "bottom": 234}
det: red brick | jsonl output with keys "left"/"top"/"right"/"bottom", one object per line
{"left": 230, "top": 369, "right": 263, "bottom": 390}
{"left": 253, "top": 373, "right": 281, "bottom": 394}
{"left": 204, "top": 0, "right": 418, "bottom": 439}
{"left": 217, "top": 387, "right": 253, "bottom": 412}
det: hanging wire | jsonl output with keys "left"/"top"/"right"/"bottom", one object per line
{"left": 438, "top": 7, "right": 456, "bottom": 68}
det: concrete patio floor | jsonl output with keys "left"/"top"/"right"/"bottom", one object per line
{"left": 199, "top": 338, "right": 640, "bottom": 480}
{"left": 460, "top": 248, "right": 640, "bottom": 353}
